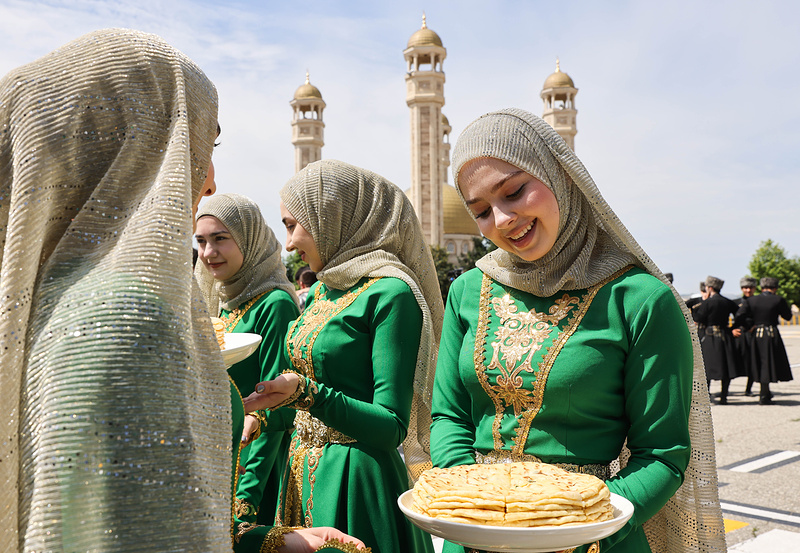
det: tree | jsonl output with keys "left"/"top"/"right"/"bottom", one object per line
{"left": 429, "top": 245, "right": 456, "bottom": 303}
{"left": 458, "top": 236, "right": 497, "bottom": 272}
{"left": 283, "top": 250, "right": 307, "bottom": 287}
{"left": 747, "top": 240, "right": 800, "bottom": 307}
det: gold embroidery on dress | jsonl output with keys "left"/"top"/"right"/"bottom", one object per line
{"left": 220, "top": 290, "right": 268, "bottom": 332}
{"left": 285, "top": 278, "right": 380, "bottom": 386}
{"left": 228, "top": 375, "right": 246, "bottom": 543}
{"left": 475, "top": 268, "right": 632, "bottom": 455}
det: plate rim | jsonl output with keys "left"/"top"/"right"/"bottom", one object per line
{"left": 398, "top": 488, "right": 633, "bottom": 550}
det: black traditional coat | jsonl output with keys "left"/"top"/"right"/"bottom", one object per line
{"left": 693, "top": 293, "right": 745, "bottom": 380}
{"left": 736, "top": 291, "right": 793, "bottom": 382}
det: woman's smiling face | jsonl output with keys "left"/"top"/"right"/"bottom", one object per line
{"left": 194, "top": 215, "right": 244, "bottom": 281}
{"left": 459, "top": 157, "right": 560, "bottom": 262}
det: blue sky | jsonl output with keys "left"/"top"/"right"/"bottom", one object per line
{"left": 2, "top": 0, "right": 798, "bottom": 296}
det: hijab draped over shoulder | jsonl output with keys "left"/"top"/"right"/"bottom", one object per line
{"left": 280, "top": 159, "right": 444, "bottom": 479}
{"left": 195, "top": 193, "right": 297, "bottom": 314}
{"left": 0, "top": 29, "right": 231, "bottom": 551}
{"left": 451, "top": 109, "right": 725, "bottom": 553}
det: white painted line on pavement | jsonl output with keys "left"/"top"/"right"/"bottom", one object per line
{"left": 721, "top": 501, "right": 800, "bottom": 527}
{"left": 728, "top": 450, "right": 800, "bottom": 473}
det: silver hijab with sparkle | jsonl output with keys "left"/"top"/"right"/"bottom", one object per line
{"left": 452, "top": 109, "right": 726, "bottom": 553}
{"left": 0, "top": 29, "right": 231, "bottom": 552}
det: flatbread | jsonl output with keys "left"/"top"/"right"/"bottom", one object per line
{"left": 411, "top": 461, "right": 614, "bottom": 527}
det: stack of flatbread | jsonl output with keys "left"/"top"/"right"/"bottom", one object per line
{"left": 411, "top": 462, "right": 613, "bottom": 527}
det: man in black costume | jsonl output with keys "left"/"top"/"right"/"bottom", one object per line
{"left": 736, "top": 277, "right": 793, "bottom": 404}
{"left": 693, "top": 276, "right": 744, "bottom": 404}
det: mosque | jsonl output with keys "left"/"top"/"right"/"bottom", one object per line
{"left": 290, "top": 15, "right": 578, "bottom": 265}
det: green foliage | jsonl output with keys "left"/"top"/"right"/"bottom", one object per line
{"left": 283, "top": 250, "right": 307, "bottom": 288}
{"left": 458, "top": 236, "right": 497, "bottom": 271}
{"left": 747, "top": 240, "right": 800, "bottom": 306}
{"left": 430, "top": 245, "right": 456, "bottom": 303}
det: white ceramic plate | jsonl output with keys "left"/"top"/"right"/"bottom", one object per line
{"left": 398, "top": 490, "right": 633, "bottom": 553}
{"left": 220, "top": 333, "right": 262, "bottom": 367}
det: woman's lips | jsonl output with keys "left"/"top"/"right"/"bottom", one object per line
{"left": 508, "top": 220, "right": 535, "bottom": 242}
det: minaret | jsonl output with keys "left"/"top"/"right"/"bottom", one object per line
{"left": 290, "top": 72, "right": 325, "bottom": 173}
{"left": 541, "top": 59, "right": 578, "bottom": 150}
{"left": 404, "top": 14, "right": 446, "bottom": 246}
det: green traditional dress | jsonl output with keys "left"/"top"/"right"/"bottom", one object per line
{"left": 431, "top": 267, "right": 693, "bottom": 553}
{"left": 275, "top": 277, "right": 435, "bottom": 553}
{"left": 224, "top": 288, "right": 300, "bottom": 527}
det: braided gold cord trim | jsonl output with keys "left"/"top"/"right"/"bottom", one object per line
{"left": 259, "top": 526, "right": 302, "bottom": 553}
{"left": 316, "top": 539, "right": 373, "bottom": 552}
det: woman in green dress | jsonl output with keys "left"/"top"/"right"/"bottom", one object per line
{"left": 430, "top": 109, "right": 726, "bottom": 553}
{"left": 195, "top": 193, "right": 303, "bottom": 541}
{"left": 243, "top": 159, "right": 444, "bottom": 553}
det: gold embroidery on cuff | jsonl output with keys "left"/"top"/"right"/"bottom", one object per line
{"left": 259, "top": 526, "right": 301, "bottom": 553}
{"left": 269, "top": 371, "right": 307, "bottom": 411}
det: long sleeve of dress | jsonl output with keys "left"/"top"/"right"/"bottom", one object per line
{"left": 431, "top": 275, "right": 481, "bottom": 468}
{"left": 601, "top": 284, "right": 693, "bottom": 550}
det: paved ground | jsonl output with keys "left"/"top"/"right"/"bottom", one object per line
{"left": 713, "top": 325, "right": 800, "bottom": 551}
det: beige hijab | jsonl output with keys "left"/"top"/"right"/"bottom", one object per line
{"left": 452, "top": 109, "right": 726, "bottom": 553}
{"left": 0, "top": 29, "right": 232, "bottom": 552}
{"left": 280, "top": 159, "right": 444, "bottom": 479}
{"left": 195, "top": 193, "right": 297, "bottom": 314}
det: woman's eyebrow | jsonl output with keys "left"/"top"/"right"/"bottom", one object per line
{"left": 465, "top": 171, "right": 525, "bottom": 205}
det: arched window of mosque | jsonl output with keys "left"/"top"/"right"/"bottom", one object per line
{"left": 446, "top": 242, "right": 455, "bottom": 253}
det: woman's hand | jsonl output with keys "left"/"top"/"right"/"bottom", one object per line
{"left": 280, "top": 527, "right": 368, "bottom": 552}
{"left": 240, "top": 413, "right": 260, "bottom": 446}
{"left": 242, "top": 372, "right": 301, "bottom": 412}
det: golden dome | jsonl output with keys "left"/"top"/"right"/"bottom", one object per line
{"left": 294, "top": 72, "right": 322, "bottom": 100}
{"left": 407, "top": 14, "right": 443, "bottom": 48}
{"left": 442, "top": 113, "right": 450, "bottom": 126}
{"left": 543, "top": 59, "right": 574, "bottom": 89}
{"left": 443, "top": 185, "right": 480, "bottom": 236}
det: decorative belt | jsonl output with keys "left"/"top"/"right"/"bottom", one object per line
{"left": 704, "top": 325, "right": 729, "bottom": 339}
{"left": 475, "top": 449, "right": 611, "bottom": 481}
{"left": 754, "top": 324, "right": 779, "bottom": 338}
{"left": 295, "top": 411, "right": 356, "bottom": 448}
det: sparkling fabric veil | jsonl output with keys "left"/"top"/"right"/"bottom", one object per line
{"left": 280, "top": 159, "right": 444, "bottom": 481}
{"left": 0, "top": 29, "right": 232, "bottom": 552}
{"left": 195, "top": 193, "right": 298, "bottom": 314}
{"left": 451, "top": 109, "right": 726, "bottom": 552}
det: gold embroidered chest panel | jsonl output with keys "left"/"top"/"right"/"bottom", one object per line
{"left": 474, "top": 273, "right": 613, "bottom": 456}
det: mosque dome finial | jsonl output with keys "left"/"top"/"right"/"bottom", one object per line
{"left": 543, "top": 58, "right": 575, "bottom": 89}
{"left": 407, "top": 12, "right": 443, "bottom": 48}
{"left": 294, "top": 71, "right": 323, "bottom": 100}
